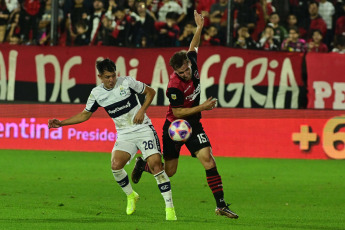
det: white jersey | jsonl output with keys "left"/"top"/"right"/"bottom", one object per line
{"left": 85, "top": 76, "right": 152, "bottom": 135}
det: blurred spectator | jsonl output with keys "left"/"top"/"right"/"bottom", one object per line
{"left": 88, "top": 0, "right": 105, "bottom": 45}
{"left": 146, "top": 0, "right": 159, "bottom": 21}
{"left": 268, "top": 12, "right": 287, "bottom": 45}
{"left": 38, "top": 0, "right": 64, "bottom": 45}
{"left": 301, "top": 1, "right": 327, "bottom": 40}
{"left": 271, "top": 0, "right": 289, "bottom": 22}
{"left": 290, "top": 0, "right": 310, "bottom": 23}
{"left": 19, "top": 0, "right": 44, "bottom": 45}
{"left": 6, "top": 11, "right": 21, "bottom": 44}
{"left": 157, "top": 0, "right": 185, "bottom": 24}
{"left": 126, "top": 0, "right": 136, "bottom": 13}
{"left": 285, "top": 13, "right": 305, "bottom": 37}
{"left": 234, "top": 24, "right": 256, "bottom": 49}
{"left": 4, "top": 0, "right": 19, "bottom": 13}
{"left": 73, "top": 19, "right": 89, "bottom": 45}
{"left": 233, "top": 0, "right": 257, "bottom": 35}
{"left": 281, "top": 26, "right": 306, "bottom": 52}
{"left": 97, "top": 15, "right": 116, "bottom": 46}
{"left": 318, "top": 0, "right": 335, "bottom": 48}
{"left": 332, "top": 35, "right": 345, "bottom": 53}
{"left": 251, "top": 0, "right": 274, "bottom": 41}
{"left": 256, "top": 25, "right": 280, "bottom": 51}
{"left": 111, "top": 6, "right": 134, "bottom": 47}
{"left": 307, "top": 29, "right": 328, "bottom": 52}
{"left": 180, "top": 0, "right": 194, "bottom": 26}
{"left": 334, "top": 3, "right": 345, "bottom": 45}
{"left": 155, "top": 11, "right": 180, "bottom": 47}
{"left": 178, "top": 20, "right": 195, "bottom": 46}
{"left": 131, "top": 1, "right": 156, "bottom": 47}
{"left": 201, "top": 23, "right": 220, "bottom": 46}
{"left": 209, "top": 0, "right": 227, "bottom": 25}
{"left": 0, "top": 0, "right": 10, "bottom": 43}
{"left": 64, "top": 0, "right": 89, "bottom": 46}
{"left": 196, "top": 0, "right": 216, "bottom": 26}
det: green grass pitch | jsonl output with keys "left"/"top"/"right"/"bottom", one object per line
{"left": 1, "top": 149, "right": 345, "bottom": 230}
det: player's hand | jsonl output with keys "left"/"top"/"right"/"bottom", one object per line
{"left": 48, "top": 118, "right": 62, "bottom": 129}
{"left": 202, "top": 97, "right": 217, "bottom": 111}
{"left": 133, "top": 110, "right": 145, "bottom": 124}
{"left": 194, "top": 10, "right": 204, "bottom": 28}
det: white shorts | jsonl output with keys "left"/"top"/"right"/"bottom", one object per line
{"left": 112, "top": 125, "right": 162, "bottom": 163}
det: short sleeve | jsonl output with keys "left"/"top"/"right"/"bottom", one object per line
{"left": 85, "top": 93, "right": 99, "bottom": 112}
{"left": 167, "top": 88, "right": 184, "bottom": 107}
{"left": 126, "top": 76, "right": 145, "bottom": 94}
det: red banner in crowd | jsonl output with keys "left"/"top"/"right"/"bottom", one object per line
{"left": 0, "top": 45, "right": 304, "bottom": 108}
{"left": 1, "top": 104, "right": 345, "bottom": 160}
{"left": 306, "top": 52, "right": 345, "bottom": 110}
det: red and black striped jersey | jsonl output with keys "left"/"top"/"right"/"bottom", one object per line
{"left": 165, "top": 51, "right": 201, "bottom": 123}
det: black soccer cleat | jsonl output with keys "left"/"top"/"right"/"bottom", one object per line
{"left": 131, "top": 157, "right": 146, "bottom": 184}
{"left": 215, "top": 204, "right": 239, "bottom": 219}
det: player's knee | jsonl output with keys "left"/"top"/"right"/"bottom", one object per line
{"left": 165, "top": 168, "right": 176, "bottom": 177}
{"left": 111, "top": 160, "right": 122, "bottom": 170}
{"left": 149, "top": 162, "right": 164, "bottom": 174}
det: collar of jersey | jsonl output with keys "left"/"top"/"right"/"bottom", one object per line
{"left": 102, "top": 83, "right": 115, "bottom": 91}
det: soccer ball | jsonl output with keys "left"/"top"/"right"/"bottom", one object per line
{"left": 168, "top": 119, "right": 192, "bottom": 142}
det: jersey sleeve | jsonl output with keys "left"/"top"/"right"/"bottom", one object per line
{"left": 187, "top": 51, "right": 197, "bottom": 69}
{"left": 126, "top": 76, "right": 145, "bottom": 94}
{"left": 85, "top": 93, "right": 99, "bottom": 112}
{"left": 167, "top": 88, "right": 184, "bottom": 108}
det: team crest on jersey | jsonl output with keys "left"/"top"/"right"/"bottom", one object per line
{"left": 171, "top": 94, "right": 177, "bottom": 100}
{"left": 194, "top": 71, "right": 200, "bottom": 79}
{"left": 119, "top": 86, "right": 126, "bottom": 96}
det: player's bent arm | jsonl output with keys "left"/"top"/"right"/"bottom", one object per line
{"left": 134, "top": 86, "right": 156, "bottom": 124}
{"left": 172, "top": 106, "right": 205, "bottom": 118}
{"left": 171, "top": 97, "right": 217, "bottom": 118}
{"left": 140, "top": 86, "right": 156, "bottom": 112}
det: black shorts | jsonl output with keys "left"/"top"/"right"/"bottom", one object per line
{"left": 162, "top": 119, "right": 211, "bottom": 160}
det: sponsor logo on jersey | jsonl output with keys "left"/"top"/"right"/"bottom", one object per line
{"left": 185, "top": 84, "right": 200, "bottom": 101}
{"left": 194, "top": 70, "right": 200, "bottom": 79}
{"left": 184, "top": 85, "right": 191, "bottom": 93}
{"left": 108, "top": 101, "right": 131, "bottom": 114}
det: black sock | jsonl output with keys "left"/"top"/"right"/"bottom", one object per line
{"left": 206, "top": 167, "right": 226, "bottom": 208}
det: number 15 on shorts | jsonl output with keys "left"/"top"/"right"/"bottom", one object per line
{"left": 197, "top": 133, "right": 209, "bottom": 144}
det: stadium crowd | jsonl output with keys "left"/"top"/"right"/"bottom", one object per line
{"left": 0, "top": 0, "right": 345, "bottom": 53}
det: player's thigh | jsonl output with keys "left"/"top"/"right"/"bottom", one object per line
{"left": 111, "top": 140, "right": 138, "bottom": 169}
{"left": 162, "top": 121, "right": 182, "bottom": 160}
{"left": 185, "top": 122, "right": 211, "bottom": 157}
{"left": 136, "top": 125, "right": 162, "bottom": 160}
{"left": 195, "top": 147, "right": 216, "bottom": 170}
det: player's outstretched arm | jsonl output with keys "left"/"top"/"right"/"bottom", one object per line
{"left": 48, "top": 110, "right": 93, "bottom": 129}
{"left": 189, "top": 10, "right": 204, "bottom": 52}
{"left": 172, "top": 97, "right": 217, "bottom": 118}
{"left": 134, "top": 85, "right": 156, "bottom": 124}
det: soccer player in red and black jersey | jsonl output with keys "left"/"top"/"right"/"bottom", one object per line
{"left": 132, "top": 10, "right": 238, "bottom": 219}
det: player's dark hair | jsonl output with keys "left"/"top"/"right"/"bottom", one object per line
{"left": 96, "top": 58, "right": 116, "bottom": 75}
{"left": 169, "top": 51, "right": 188, "bottom": 70}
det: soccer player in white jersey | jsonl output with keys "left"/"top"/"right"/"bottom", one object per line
{"left": 48, "top": 58, "right": 177, "bottom": 220}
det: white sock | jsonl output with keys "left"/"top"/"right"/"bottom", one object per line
{"left": 112, "top": 169, "right": 133, "bottom": 196}
{"left": 154, "top": 170, "right": 174, "bottom": 208}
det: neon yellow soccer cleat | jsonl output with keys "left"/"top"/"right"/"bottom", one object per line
{"left": 126, "top": 191, "right": 139, "bottom": 215}
{"left": 165, "top": 207, "right": 177, "bottom": 220}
